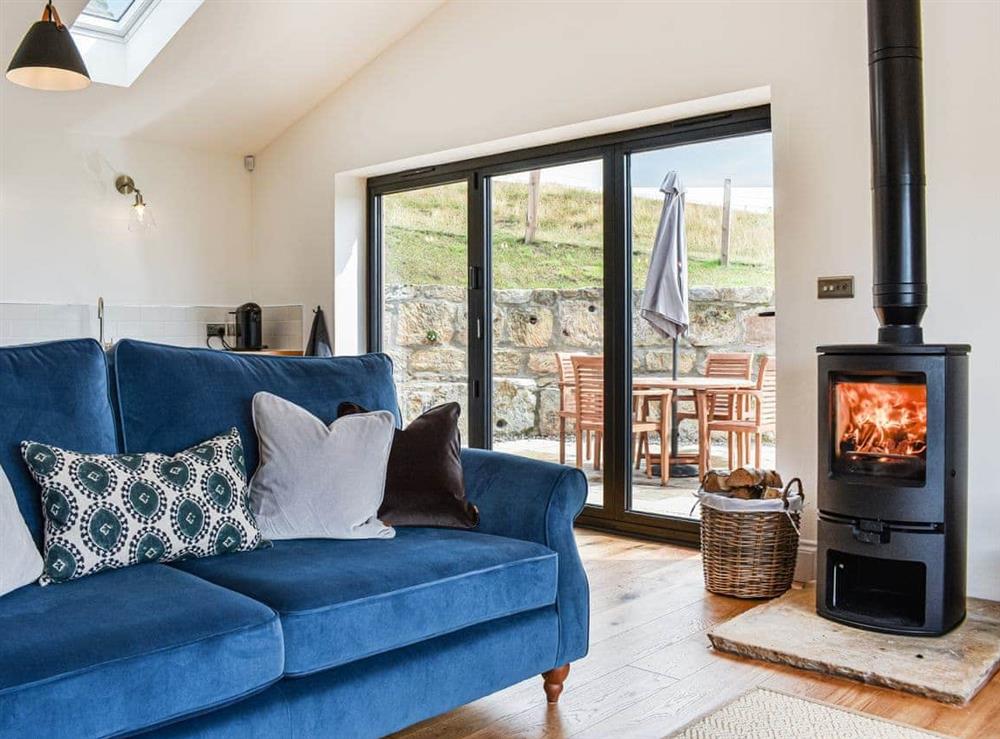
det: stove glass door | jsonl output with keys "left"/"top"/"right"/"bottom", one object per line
{"left": 831, "top": 374, "right": 927, "bottom": 482}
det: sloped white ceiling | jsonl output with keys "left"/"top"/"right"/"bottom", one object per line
{"left": 0, "top": 0, "right": 443, "bottom": 153}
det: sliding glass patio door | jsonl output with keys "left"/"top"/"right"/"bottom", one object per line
{"left": 375, "top": 181, "right": 470, "bottom": 441}
{"left": 367, "top": 105, "right": 772, "bottom": 545}
{"left": 488, "top": 159, "right": 606, "bottom": 508}
{"left": 627, "top": 133, "right": 775, "bottom": 523}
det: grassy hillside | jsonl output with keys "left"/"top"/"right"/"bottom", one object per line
{"left": 383, "top": 180, "right": 773, "bottom": 290}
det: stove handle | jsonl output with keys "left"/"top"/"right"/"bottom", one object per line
{"left": 851, "top": 520, "right": 890, "bottom": 545}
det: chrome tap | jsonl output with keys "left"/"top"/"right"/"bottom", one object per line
{"left": 97, "top": 297, "right": 110, "bottom": 350}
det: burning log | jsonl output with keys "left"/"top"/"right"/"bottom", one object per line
{"left": 836, "top": 381, "right": 927, "bottom": 460}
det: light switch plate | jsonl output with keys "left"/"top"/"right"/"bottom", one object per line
{"left": 818, "top": 276, "right": 854, "bottom": 299}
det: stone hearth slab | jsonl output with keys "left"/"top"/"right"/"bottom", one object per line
{"left": 708, "top": 585, "right": 1000, "bottom": 705}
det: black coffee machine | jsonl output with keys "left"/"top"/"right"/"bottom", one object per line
{"left": 231, "top": 303, "right": 262, "bottom": 351}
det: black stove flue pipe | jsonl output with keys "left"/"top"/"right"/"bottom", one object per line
{"left": 868, "top": 0, "right": 927, "bottom": 345}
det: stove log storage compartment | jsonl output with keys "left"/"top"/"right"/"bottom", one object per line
{"left": 815, "top": 0, "right": 970, "bottom": 636}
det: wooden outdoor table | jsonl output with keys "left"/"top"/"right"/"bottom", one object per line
{"left": 633, "top": 376, "right": 755, "bottom": 478}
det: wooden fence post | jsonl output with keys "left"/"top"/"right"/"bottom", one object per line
{"left": 720, "top": 177, "right": 732, "bottom": 266}
{"left": 524, "top": 169, "right": 541, "bottom": 244}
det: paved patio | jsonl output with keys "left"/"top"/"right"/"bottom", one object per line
{"left": 493, "top": 436, "right": 776, "bottom": 520}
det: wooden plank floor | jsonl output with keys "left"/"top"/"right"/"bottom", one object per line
{"left": 393, "top": 529, "right": 1000, "bottom": 738}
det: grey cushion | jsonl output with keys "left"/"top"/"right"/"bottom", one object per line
{"left": 249, "top": 392, "right": 395, "bottom": 540}
{"left": 0, "top": 463, "right": 43, "bottom": 596}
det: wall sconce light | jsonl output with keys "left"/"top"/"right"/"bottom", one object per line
{"left": 6, "top": 2, "right": 90, "bottom": 91}
{"left": 115, "top": 175, "right": 155, "bottom": 232}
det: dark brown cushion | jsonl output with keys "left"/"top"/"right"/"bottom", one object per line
{"left": 337, "top": 402, "right": 479, "bottom": 529}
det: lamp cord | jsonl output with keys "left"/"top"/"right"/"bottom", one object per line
{"left": 44, "top": 2, "right": 65, "bottom": 29}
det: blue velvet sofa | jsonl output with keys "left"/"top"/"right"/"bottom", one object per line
{"left": 0, "top": 339, "right": 589, "bottom": 738}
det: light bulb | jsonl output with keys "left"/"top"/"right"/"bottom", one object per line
{"left": 128, "top": 192, "right": 155, "bottom": 232}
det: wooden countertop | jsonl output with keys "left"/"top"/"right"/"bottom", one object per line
{"left": 234, "top": 349, "right": 304, "bottom": 356}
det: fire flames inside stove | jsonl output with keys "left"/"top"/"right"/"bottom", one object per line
{"left": 833, "top": 379, "right": 927, "bottom": 481}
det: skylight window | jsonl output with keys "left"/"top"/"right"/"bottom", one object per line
{"left": 81, "top": 0, "right": 138, "bottom": 22}
{"left": 70, "top": 0, "right": 202, "bottom": 87}
{"left": 74, "top": 0, "right": 156, "bottom": 40}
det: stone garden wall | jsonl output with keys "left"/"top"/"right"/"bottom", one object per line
{"left": 384, "top": 285, "right": 774, "bottom": 441}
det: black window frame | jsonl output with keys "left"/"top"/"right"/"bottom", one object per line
{"left": 367, "top": 104, "right": 771, "bottom": 545}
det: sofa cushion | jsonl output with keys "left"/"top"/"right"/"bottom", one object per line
{"left": 0, "top": 565, "right": 283, "bottom": 739}
{"left": 250, "top": 393, "right": 395, "bottom": 541}
{"left": 338, "top": 402, "right": 480, "bottom": 529}
{"left": 21, "top": 429, "right": 266, "bottom": 585}
{"left": 0, "top": 339, "right": 119, "bottom": 546}
{"left": 0, "top": 461, "right": 42, "bottom": 597}
{"left": 172, "top": 527, "right": 558, "bottom": 676}
{"left": 110, "top": 340, "right": 399, "bottom": 477}
{"left": 145, "top": 609, "right": 559, "bottom": 739}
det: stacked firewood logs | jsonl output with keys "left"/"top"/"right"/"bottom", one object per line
{"left": 702, "top": 467, "right": 784, "bottom": 500}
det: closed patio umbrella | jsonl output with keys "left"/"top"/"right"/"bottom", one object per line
{"left": 641, "top": 170, "right": 689, "bottom": 338}
{"left": 640, "top": 171, "right": 693, "bottom": 474}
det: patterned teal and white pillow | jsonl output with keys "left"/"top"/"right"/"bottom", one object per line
{"left": 21, "top": 428, "right": 265, "bottom": 585}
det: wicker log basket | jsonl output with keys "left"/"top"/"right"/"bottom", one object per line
{"left": 698, "top": 476, "right": 803, "bottom": 599}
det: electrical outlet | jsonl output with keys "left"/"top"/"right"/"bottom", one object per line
{"left": 206, "top": 323, "right": 226, "bottom": 339}
{"left": 817, "top": 276, "right": 854, "bottom": 299}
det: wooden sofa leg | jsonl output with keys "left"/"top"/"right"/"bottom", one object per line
{"left": 542, "top": 664, "right": 570, "bottom": 703}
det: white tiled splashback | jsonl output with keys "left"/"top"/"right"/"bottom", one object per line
{"left": 0, "top": 303, "right": 303, "bottom": 351}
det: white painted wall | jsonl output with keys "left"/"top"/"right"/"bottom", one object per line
{"left": 0, "top": 0, "right": 254, "bottom": 313}
{"left": 252, "top": 0, "right": 999, "bottom": 598}
{"left": 0, "top": 126, "right": 253, "bottom": 307}
{"left": 0, "top": 302, "right": 302, "bottom": 351}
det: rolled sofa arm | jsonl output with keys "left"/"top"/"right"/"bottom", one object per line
{"left": 460, "top": 448, "right": 590, "bottom": 666}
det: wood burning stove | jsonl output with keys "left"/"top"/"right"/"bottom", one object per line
{"left": 817, "top": 345, "right": 968, "bottom": 634}
{"left": 815, "top": 0, "right": 970, "bottom": 635}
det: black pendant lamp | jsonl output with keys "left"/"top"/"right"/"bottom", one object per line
{"left": 6, "top": 1, "right": 90, "bottom": 91}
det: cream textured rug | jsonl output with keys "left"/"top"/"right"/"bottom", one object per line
{"left": 671, "top": 688, "right": 942, "bottom": 738}
{"left": 708, "top": 585, "right": 1000, "bottom": 705}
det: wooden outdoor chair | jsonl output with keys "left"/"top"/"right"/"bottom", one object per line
{"left": 674, "top": 351, "right": 753, "bottom": 469}
{"left": 631, "top": 387, "right": 674, "bottom": 485}
{"left": 571, "top": 356, "right": 605, "bottom": 471}
{"left": 555, "top": 352, "right": 585, "bottom": 465}
{"left": 572, "top": 355, "right": 672, "bottom": 485}
{"left": 705, "top": 355, "right": 776, "bottom": 468}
